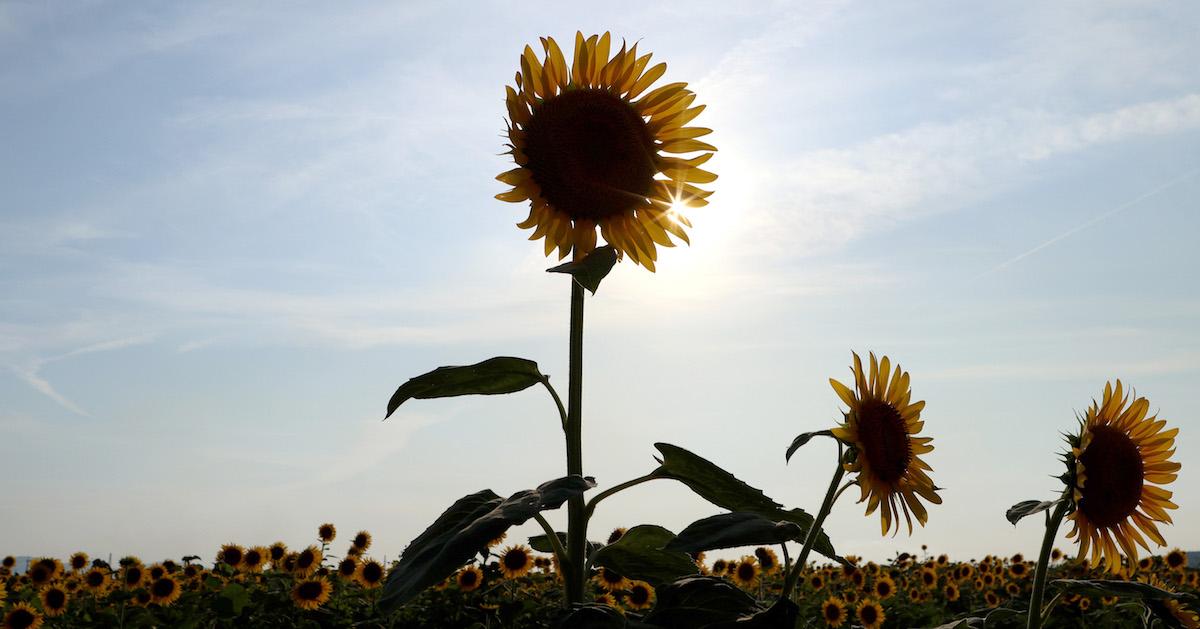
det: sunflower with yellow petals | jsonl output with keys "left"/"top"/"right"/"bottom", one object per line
{"left": 3, "top": 603, "right": 43, "bottom": 629}
{"left": 496, "top": 32, "right": 716, "bottom": 271}
{"left": 1064, "top": 380, "right": 1180, "bottom": 573}
{"left": 830, "top": 352, "right": 941, "bottom": 535}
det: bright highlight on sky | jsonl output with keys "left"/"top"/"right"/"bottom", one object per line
{"left": 2, "top": 1, "right": 1198, "bottom": 565}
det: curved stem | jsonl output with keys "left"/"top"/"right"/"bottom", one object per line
{"left": 565, "top": 281, "right": 587, "bottom": 606}
{"left": 780, "top": 441, "right": 845, "bottom": 601}
{"left": 532, "top": 513, "right": 568, "bottom": 574}
{"left": 540, "top": 376, "right": 568, "bottom": 432}
{"left": 1026, "top": 494, "right": 1070, "bottom": 629}
{"left": 584, "top": 473, "right": 657, "bottom": 520}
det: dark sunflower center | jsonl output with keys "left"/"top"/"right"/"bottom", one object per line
{"left": 339, "top": 560, "right": 356, "bottom": 576}
{"left": 297, "top": 553, "right": 314, "bottom": 568}
{"left": 1077, "top": 425, "right": 1144, "bottom": 527}
{"left": 126, "top": 568, "right": 142, "bottom": 584}
{"left": 503, "top": 550, "right": 528, "bottom": 570}
{"left": 522, "top": 88, "right": 656, "bottom": 221}
{"left": 151, "top": 578, "right": 175, "bottom": 597}
{"left": 855, "top": 399, "right": 911, "bottom": 483}
{"left": 354, "top": 534, "right": 369, "bottom": 548}
{"left": 9, "top": 610, "right": 35, "bottom": 629}
{"left": 271, "top": 546, "right": 285, "bottom": 560}
{"left": 87, "top": 572, "right": 105, "bottom": 587}
{"left": 298, "top": 581, "right": 323, "bottom": 600}
{"left": 737, "top": 564, "right": 755, "bottom": 581}
{"left": 46, "top": 589, "right": 66, "bottom": 608}
{"left": 223, "top": 549, "right": 242, "bottom": 565}
{"left": 460, "top": 570, "right": 478, "bottom": 586}
{"left": 362, "top": 563, "right": 383, "bottom": 582}
{"left": 629, "top": 584, "right": 651, "bottom": 605}
{"left": 861, "top": 605, "right": 878, "bottom": 623}
{"left": 824, "top": 603, "right": 841, "bottom": 620}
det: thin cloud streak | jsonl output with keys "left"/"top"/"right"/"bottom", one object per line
{"left": 980, "top": 166, "right": 1200, "bottom": 278}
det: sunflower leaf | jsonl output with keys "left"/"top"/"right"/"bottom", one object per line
{"left": 701, "top": 598, "right": 800, "bottom": 629}
{"left": 1050, "top": 579, "right": 1193, "bottom": 602}
{"left": 385, "top": 356, "right": 544, "bottom": 419}
{"left": 1005, "top": 498, "right": 1064, "bottom": 526}
{"left": 550, "top": 604, "right": 660, "bottom": 629}
{"left": 588, "top": 524, "right": 698, "bottom": 587}
{"left": 649, "top": 443, "right": 844, "bottom": 564}
{"left": 528, "top": 532, "right": 603, "bottom": 557}
{"left": 546, "top": 245, "right": 618, "bottom": 294}
{"left": 642, "top": 575, "right": 761, "bottom": 628}
{"left": 784, "top": 430, "right": 834, "bottom": 463}
{"left": 664, "top": 512, "right": 803, "bottom": 553}
{"left": 379, "top": 475, "right": 595, "bottom": 612}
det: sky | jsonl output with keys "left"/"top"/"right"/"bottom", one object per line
{"left": 1, "top": 0, "right": 1198, "bottom": 567}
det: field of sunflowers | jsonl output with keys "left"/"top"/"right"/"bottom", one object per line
{"left": 2, "top": 521, "right": 1196, "bottom": 628}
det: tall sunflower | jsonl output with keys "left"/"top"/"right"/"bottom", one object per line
{"left": 291, "top": 578, "right": 332, "bottom": 611}
{"left": 1064, "top": 380, "right": 1180, "bottom": 573}
{"left": 496, "top": 32, "right": 716, "bottom": 271}
{"left": 2, "top": 603, "right": 43, "bottom": 629}
{"left": 830, "top": 352, "right": 941, "bottom": 535}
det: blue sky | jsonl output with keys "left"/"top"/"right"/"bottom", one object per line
{"left": 1, "top": 1, "right": 1198, "bottom": 566}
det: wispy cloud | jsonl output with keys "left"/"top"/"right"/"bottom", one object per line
{"left": 7, "top": 335, "right": 155, "bottom": 416}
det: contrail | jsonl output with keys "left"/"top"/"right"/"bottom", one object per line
{"left": 981, "top": 166, "right": 1200, "bottom": 277}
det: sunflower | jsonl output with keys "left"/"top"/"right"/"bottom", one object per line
{"left": 873, "top": 575, "right": 896, "bottom": 600}
{"left": 69, "top": 552, "right": 89, "bottom": 572}
{"left": 2, "top": 603, "right": 43, "bottom": 629}
{"left": 2, "top": 556, "right": 14, "bottom": 568}
{"left": 217, "top": 544, "right": 244, "bottom": 569}
{"left": 293, "top": 546, "right": 322, "bottom": 576}
{"left": 731, "top": 556, "right": 759, "bottom": 589}
{"left": 857, "top": 599, "right": 885, "bottom": 629}
{"left": 239, "top": 547, "right": 265, "bottom": 573}
{"left": 1009, "top": 562, "right": 1028, "bottom": 579}
{"left": 593, "top": 566, "right": 629, "bottom": 592}
{"left": 148, "top": 564, "right": 167, "bottom": 581}
{"left": 291, "top": 578, "right": 332, "bottom": 610}
{"left": 944, "top": 583, "right": 960, "bottom": 602}
{"left": 809, "top": 573, "right": 826, "bottom": 591}
{"left": 122, "top": 564, "right": 146, "bottom": 589}
{"left": 830, "top": 352, "right": 941, "bottom": 536}
{"left": 606, "top": 528, "right": 627, "bottom": 545}
{"left": 497, "top": 545, "right": 534, "bottom": 580}
{"left": 456, "top": 565, "right": 483, "bottom": 592}
{"left": 132, "top": 589, "right": 152, "bottom": 607}
{"left": 269, "top": 542, "right": 288, "bottom": 564}
{"left": 149, "top": 576, "right": 182, "bottom": 606}
{"left": 821, "top": 596, "right": 847, "bottom": 628}
{"left": 39, "top": 585, "right": 69, "bottom": 617}
{"left": 337, "top": 557, "right": 359, "bottom": 580}
{"left": 317, "top": 523, "right": 337, "bottom": 543}
{"left": 496, "top": 32, "right": 716, "bottom": 271}
{"left": 919, "top": 567, "right": 937, "bottom": 589}
{"left": 754, "top": 547, "right": 780, "bottom": 574}
{"left": 1166, "top": 549, "right": 1188, "bottom": 572}
{"left": 83, "top": 567, "right": 109, "bottom": 592}
{"left": 351, "top": 530, "right": 372, "bottom": 553}
{"left": 357, "top": 559, "right": 385, "bottom": 589}
{"left": 1079, "top": 597, "right": 1092, "bottom": 611}
{"left": 1006, "top": 582, "right": 1021, "bottom": 597}
{"left": 594, "top": 593, "right": 619, "bottom": 609}
{"left": 625, "top": 580, "right": 654, "bottom": 610}
{"left": 1064, "top": 381, "right": 1180, "bottom": 573}
{"left": 710, "top": 559, "right": 728, "bottom": 576}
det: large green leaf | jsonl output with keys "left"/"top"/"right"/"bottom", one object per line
{"left": 546, "top": 245, "right": 618, "bottom": 294}
{"left": 589, "top": 525, "right": 698, "bottom": 587}
{"left": 550, "top": 604, "right": 659, "bottom": 629}
{"left": 642, "top": 576, "right": 760, "bottom": 628}
{"left": 385, "top": 356, "right": 544, "bottom": 419}
{"left": 379, "top": 475, "right": 595, "bottom": 611}
{"left": 649, "top": 443, "right": 842, "bottom": 563}
{"left": 664, "top": 512, "right": 802, "bottom": 554}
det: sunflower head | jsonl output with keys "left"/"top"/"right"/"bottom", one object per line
{"left": 830, "top": 352, "right": 941, "bottom": 536}
{"left": 149, "top": 576, "right": 181, "bottom": 607}
{"left": 40, "top": 585, "right": 69, "bottom": 617}
{"left": 3, "top": 602, "right": 43, "bottom": 629}
{"left": 69, "top": 552, "right": 88, "bottom": 572}
{"left": 456, "top": 565, "right": 483, "bottom": 592}
{"left": 351, "top": 530, "right": 372, "bottom": 552}
{"left": 731, "top": 556, "right": 759, "bottom": 589}
{"left": 217, "top": 544, "right": 244, "bottom": 569}
{"left": 856, "top": 599, "right": 885, "bottom": 629}
{"left": 1064, "top": 381, "right": 1180, "bottom": 573}
{"left": 293, "top": 546, "right": 322, "bottom": 576}
{"left": 821, "top": 596, "right": 847, "bottom": 628}
{"left": 497, "top": 545, "right": 534, "bottom": 580}
{"left": 357, "top": 559, "right": 385, "bottom": 589}
{"left": 1166, "top": 549, "right": 1188, "bottom": 571}
{"left": 625, "top": 580, "right": 654, "bottom": 610}
{"left": 291, "top": 578, "right": 332, "bottom": 610}
{"left": 497, "top": 32, "right": 716, "bottom": 271}
{"left": 317, "top": 523, "right": 337, "bottom": 543}
{"left": 754, "top": 547, "right": 780, "bottom": 574}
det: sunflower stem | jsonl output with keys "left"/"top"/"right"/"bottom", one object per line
{"left": 583, "top": 472, "right": 657, "bottom": 520}
{"left": 780, "top": 441, "right": 845, "bottom": 602}
{"left": 565, "top": 280, "right": 587, "bottom": 607}
{"left": 1026, "top": 492, "right": 1070, "bottom": 629}
{"left": 532, "top": 513, "right": 568, "bottom": 576}
{"left": 540, "top": 376, "right": 569, "bottom": 432}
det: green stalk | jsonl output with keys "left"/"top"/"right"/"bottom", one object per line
{"left": 780, "top": 442, "right": 845, "bottom": 601}
{"left": 565, "top": 280, "right": 586, "bottom": 606}
{"left": 1026, "top": 495, "right": 1070, "bottom": 629}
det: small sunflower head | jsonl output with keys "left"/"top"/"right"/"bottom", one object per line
{"left": 317, "top": 523, "right": 337, "bottom": 543}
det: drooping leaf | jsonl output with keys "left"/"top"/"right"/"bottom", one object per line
{"left": 1051, "top": 579, "right": 1195, "bottom": 602}
{"left": 701, "top": 598, "right": 799, "bottom": 628}
{"left": 528, "top": 532, "right": 603, "bottom": 558}
{"left": 385, "top": 356, "right": 544, "bottom": 419}
{"left": 784, "top": 430, "right": 833, "bottom": 463}
{"left": 642, "top": 576, "right": 760, "bottom": 628}
{"left": 212, "top": 583, "right": 250, "bottom": 618}
{"left": 589, "top": 525, "right": 698, "bottom": 587}
{"left": 546, "top": 245, "right": 618, "bottom": 294}
{"left": 379, "top": 475, "right": 595, "bottom": 611}
{"left": 1005, "top": 498, "right": 1065, "bottom": 526}
{"left": 650, "top": 443, "right": 842, "bottom": 563}
{"left": 664, "top": 512, "right": 803, "bottom": 554}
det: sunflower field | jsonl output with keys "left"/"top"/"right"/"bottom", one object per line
{"left": 3, "top": 524, "right": 1197, "bottom": 628}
